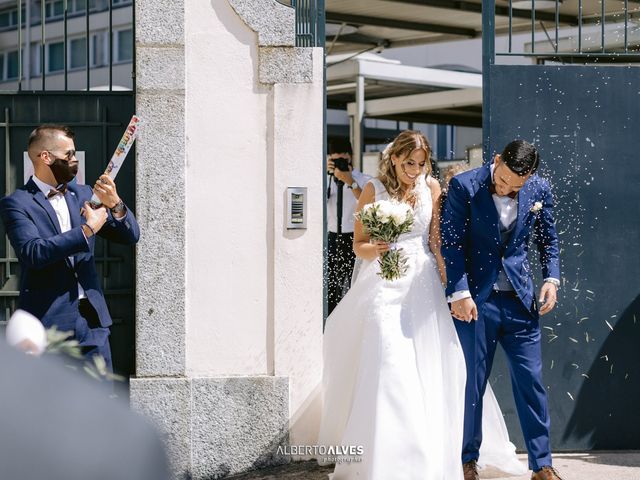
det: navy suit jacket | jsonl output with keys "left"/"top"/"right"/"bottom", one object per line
{"left": 441, "top": 164, "right": 560, "bottom": 313}
{"left": 0, "top": 178, "right": 139, "bottom": 333}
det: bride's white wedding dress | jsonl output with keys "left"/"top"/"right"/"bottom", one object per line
{"left": 318, "top": 176, "right": 526, "bottom": 480}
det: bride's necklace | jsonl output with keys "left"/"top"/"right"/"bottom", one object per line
{"left": 398, "top": 180, "right": 419, "bottom": 208}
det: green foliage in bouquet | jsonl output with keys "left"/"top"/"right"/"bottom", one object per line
{"left": 356, "top": 200, "right": 415, "bottom": 281}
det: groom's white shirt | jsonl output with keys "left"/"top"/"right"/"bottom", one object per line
{"left": 447, "top": 163, "right": 558, "bottom": 303}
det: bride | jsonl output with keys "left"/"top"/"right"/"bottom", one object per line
{"left": 317, "top": 131, "right": 526, "bottom": 479}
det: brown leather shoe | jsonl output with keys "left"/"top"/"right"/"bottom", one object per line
{"left": 463, "top": 460, "right": 479, "bottom": 480}
{"left": 531, "top": 466, "right": 564, "bottom": 480}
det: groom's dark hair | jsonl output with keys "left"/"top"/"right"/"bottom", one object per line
{"left": 501, "top": 140, "right": 539, "bottom": 176}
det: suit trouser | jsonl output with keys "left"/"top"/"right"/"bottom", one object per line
{"left": 327, "top": 231, "right": 356, "bottom": 315}
{"left": 78, "top": 298, "right": 113, "bottom": 373}
{"left": 454, "top": 290, "right": 552, "bottom": 471}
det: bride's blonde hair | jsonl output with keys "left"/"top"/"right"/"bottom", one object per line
{"left": 379, "top": 130, "right": 432, "bottom": 201}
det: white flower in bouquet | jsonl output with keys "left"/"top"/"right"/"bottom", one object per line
{"left": 356, "top": 199, "right": 415, "bottom": 281}
{"left": 376, "top": 201, "right": 394, "bottom": 224}
{"left": 390, "top": 203, "right": 411, "bottom": 226}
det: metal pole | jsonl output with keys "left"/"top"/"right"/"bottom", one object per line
{"left": 17, "top": 0, "right": 23, "bottom": 91}
{"left": 64, "top": 0, "right": 68, "bottom": 90}
{"left": 25, "top": 0, "right": 31, "bottom": 90}
{"left": 508, "top": 0, "right": 512, "bottom": 52}
{"left": 41, "top": 0, "right": 45, "bottom": 90}
{"left": 531, "top": 0, "right": 536, "bottom": 54}
{"left": 353, "top": 74, "right": 365, "bottom": 171}
{"left": 85, "top": 0, "right": 90, "bottom": 90}
{"left": 132, "top": 0, "right": 136, "bottom": 90}
{"left": 601, "top": 0, "right": 606, "bottom": 53}
{"left": 578, "top": 0, "right": 582, "bottom": 53}
{"left": 482, "top": 0, "right": 495, "bottom": 163}
{"left": 5, "top": 109, "right": 11, "bottom": 197}
{"left": 109, "top": 0, "right": 113, "bottom": 90}
{"left": 319, "top": 0, "right": 329, "bottom": 327}
{"left": 555, "top": 0, "right": 559, "bottom": 53}
{"left": 625, "top": 0, "right": 628, "bottom": 52}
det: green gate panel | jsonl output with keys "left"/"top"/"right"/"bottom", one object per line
{"left": 0, "top": 93, "right": 136, "bottom": 381}
{"left": 488, "top": 65, "right": 640, "bottom": 450}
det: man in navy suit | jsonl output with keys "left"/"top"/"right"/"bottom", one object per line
{"left": 0, "top": 124, "right": 139, "bottom": 372}
{"left": 441, "top": 140, "right": 562, "bottom": 480}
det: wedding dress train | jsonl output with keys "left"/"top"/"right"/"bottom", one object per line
{"left": 318, "top": 176, "right": 526, "bottom": 479}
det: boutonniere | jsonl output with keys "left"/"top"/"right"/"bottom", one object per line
{"left": 530, "top": 201, "right": 543, "bottom": 213}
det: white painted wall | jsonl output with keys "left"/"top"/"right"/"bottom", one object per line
{"left": 184, "top": 2, "right": 324, "bottom": 448}
{"left": 272, "top": 52, "right": 325, "bottom": 446}
{"left": 185, "top": 0, "right": 270, "bottom": 375}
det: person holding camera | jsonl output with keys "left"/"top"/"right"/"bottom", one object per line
{"left": 326, "top": 138, "right": 371, "bottom": 315}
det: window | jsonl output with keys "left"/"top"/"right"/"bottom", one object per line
{"left": 30, "top": 44, "right": 41, "bottom": 76}
{"left": 113, "top": 0, "right": 132, "bottom": 4}
{"left": 7, "top": 51, "right": 19, "bottom": 79}
{"left": 0, "top": 11, "right": 11, "bottom": 28}
{"left": 70, "top": 38, "right": 87, "bottom": 69}
{"left": 48, "top": 42, "right": 64, "bottom": 72}
{"left": 92, "top": 31, "right": 107, "bottom": 67}
{"left": 0, "top": 6, "right": 25, "bottom": 29}
{"left": 0, "top": 53, "right": 4, "bottom": 80}
{"left": 45, "top": 0, "right": 64, "bottom": 19}
{"left": 70, "top": 0, "right": 99, "bottom": 14}
{"left": 115, "top": 29, "right": 132, "bottom": 63}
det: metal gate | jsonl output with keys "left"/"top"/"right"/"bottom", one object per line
{"left": 0, "top": 0, "right": 136, "bottom": 379}
{"left": 483, "top": 0, "right": 640, "bottom": 450}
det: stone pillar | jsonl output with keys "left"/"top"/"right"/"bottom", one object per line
{"left": 130, "top": 1, "right": 324, "bottom": 478}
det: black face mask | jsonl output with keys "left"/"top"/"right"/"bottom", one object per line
{"left": 49, "top": 157, "right": 78, "bottom": 185}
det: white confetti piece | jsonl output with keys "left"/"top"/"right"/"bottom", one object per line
{"left": 567, "top": 392, "right": 574, "bottom": 401}
{"left": 581, "top": 374, "right": 590, "bottom": 379}
{"left": 605, "top": 320, "right": 614, "bottom": 331}
{"left": 569, "top": 337, "right": 578, "bottom": 343}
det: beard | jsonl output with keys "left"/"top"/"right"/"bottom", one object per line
{"left": 49, "top": 158, "right": 78, "bottom": 185}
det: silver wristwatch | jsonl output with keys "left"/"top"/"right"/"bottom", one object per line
{"left": 110, "top": 200, "right": 126, "bottom": 214}
{"left": 544, "top": 278, "right": 560, "bottom": 288}
{"left": 348, "top": 181, "right": 359, "bottom": 190}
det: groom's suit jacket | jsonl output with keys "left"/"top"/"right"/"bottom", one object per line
{"left": 0, "top": 178, "right": 139, "bottom": 333}
{"left": 441, "top": 164, "right": 560, "bottom": 313}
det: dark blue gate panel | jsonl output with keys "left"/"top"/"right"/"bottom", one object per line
{"left": 488, "top": 65, "right": 640, "bottom": 450}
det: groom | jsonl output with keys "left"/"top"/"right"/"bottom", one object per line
{"left": 441, "top": 140, "right": 562, "bottom": 480}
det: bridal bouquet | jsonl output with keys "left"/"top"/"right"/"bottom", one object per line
{"left": 356, "top": 200, "right": 414, "bottom": 281}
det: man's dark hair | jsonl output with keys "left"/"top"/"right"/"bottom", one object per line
{"left": 328, "top": 138, "right": 353, "bottom": 156}
{"left": 27, "top": 124, "right": 75, "bottom": 150}
{"left": 501, "top": 140, "right": 539, "bottom": 176}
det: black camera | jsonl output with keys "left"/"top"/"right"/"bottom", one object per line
{"left": 332, "top": 157, "right": 350, "bottom": 172}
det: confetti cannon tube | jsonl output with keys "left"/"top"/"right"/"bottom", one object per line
{"left": 90, "top": 115, "right": 141, "bottom": 207}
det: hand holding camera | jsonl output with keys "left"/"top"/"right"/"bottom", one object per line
{"left": 328, "top": 156, "right": 353, "bottom": 185}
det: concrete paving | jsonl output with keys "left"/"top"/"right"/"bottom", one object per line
{"left": 227, "top": 452, "right": 640, "bottom": 479}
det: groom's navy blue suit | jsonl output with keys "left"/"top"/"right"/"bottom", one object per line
{"left": 441, "top": 163, "right": 560, "bottom": 471}
{"left": 0, "top": 178, "right": 139, "bottom": 368}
